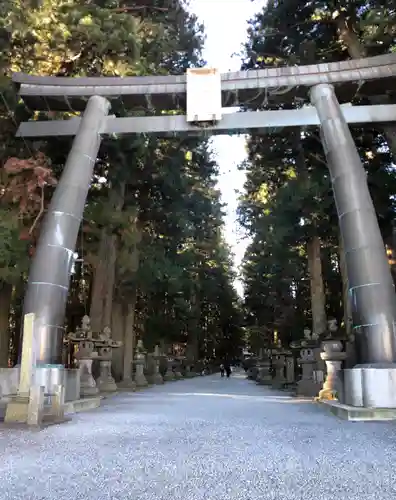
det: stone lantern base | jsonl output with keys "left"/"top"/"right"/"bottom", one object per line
{"left": 164, "top": 370, "right": 176, "bottom": 382}
{"left": 184, "top": 364, "right": 196, "bottom": 378}
{"left": 149, "top": 357, "right": 164, "bottom": 385}
{"left": 151, "top": 372, "right": 164, "bottom": 384}
{"left": 317, "top": 340, "right": 346, "bottom": 401}
{"left": 256, "top": 361, "right": 272, "bottom": 385}
{"left": 117, "top": 378, "right": 137, "bottom": 391}
{"left": 79, "top": 358, "right": 100, "bottom": 397}
{"left": 134, "top": 368, "right": 148, "bottom": 388}
{"left": 97, "top": 360, "right": 118, "bottom": 393}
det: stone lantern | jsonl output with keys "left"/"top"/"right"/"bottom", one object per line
{"left": 151, "top": 345, "right": 164, "bottom": 385}
{"left": 256, "top": 349, "right": 272, "bottom": 385}
{"left": 297, "top": 347, "right": 319, "bottom": 397}
{"left": 303, "top": 328, "right": 312, "bottom": 341}
{"left": 68, "top": 316, "right": 99, "bottom": 397}
{"left": 68, "top": 317, "right": 122, "bottom": 396}
{"left": 164, "top": 355, "right": 176, "bottom": 381}
{"left": 134, "top": 339, "right": 148, "bottom": 387}
{"left": 318, "top": 339, "right": 347, "bottom": 401}
{"left": 272, "top": 351, "right": 287, "bottom": 389}
{"left": 74, "top": 340, "right": 99, "bottom": 397}
{"left": 300, "top": 326, "right": 325, "bottom": 392}
{"left": 285, "top": 353, "right": 295, "bottom": 386}
{"left": 173, "top": 356, "right": 184, "bottom": 379}
{"left": 95, "top": 326, "right": 122, "bottom": 393}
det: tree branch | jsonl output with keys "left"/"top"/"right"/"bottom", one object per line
{"left": 29, "top": 185, "right": 44, "bottom": 235}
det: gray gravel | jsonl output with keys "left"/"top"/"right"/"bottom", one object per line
{"left": 0, "top": 370, "right": 396, "bottom": 500}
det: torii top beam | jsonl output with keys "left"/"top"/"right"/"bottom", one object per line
{"left": 12, "top": 53, "right": 396, "bottom": 112}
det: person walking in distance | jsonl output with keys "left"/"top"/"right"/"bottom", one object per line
{"left": 220, "top": 363, "right": 225, "bottom": 377}
{"left": 224, "top": 361, "right": 232, "bottom": 378}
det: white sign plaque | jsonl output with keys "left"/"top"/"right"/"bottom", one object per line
{"left": 186, "top": 68, "right": 222, "bottom": 123}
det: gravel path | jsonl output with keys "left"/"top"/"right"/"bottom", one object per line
{"left": 0, "top": 370, "right": 395, "bottom": 500}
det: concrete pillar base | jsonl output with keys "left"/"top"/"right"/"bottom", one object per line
{"left": 344, "top": 365, "right": 396, "bottom": 408}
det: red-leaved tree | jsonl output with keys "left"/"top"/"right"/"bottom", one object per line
{"left": 1, "top": 153, "right": 57, "bottom": 255}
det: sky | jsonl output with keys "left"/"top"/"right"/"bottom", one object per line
{"left": 188, "top": 0, "right": 266, "bottom": 295}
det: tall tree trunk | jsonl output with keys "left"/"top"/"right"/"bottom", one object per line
{"left": 336, "top": 14, "right": 396, "bottom": 159}
{"left": 111, "top": 301, "right": 124, "bottom": 381}
{"left": 123, "top": 291, "right": 137, "bottom": 381}
{"left": 293, "top": 131, "right": 327, "bottom": 336}
{"left": 307, "top": 236, "right": 327, "bottom": 336}
{"left": 0, "top": 282, "right": 13, "bottom": 367}
{"left": 187, "top": 291, "right": 200, "bottom": 361}
{"left": 89, "top": 228, "right": 107, "bottom": 332}
{"left": 102, "top": 233, "right": 117, "bottom": 328}
{"left": 101, "top": 182, "right": 126, "bottom": 330}
{"left": 338, "top": 233, "right": 352, "bottom": 337}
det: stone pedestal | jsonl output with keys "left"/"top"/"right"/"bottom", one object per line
{"left": 164, "top": 358, "right": 176, "bottom": 381}
{"left": 318, "top": 340, "right": 347, "bottom": 401}
{"left": 256, "top": 356, "right": 272, "bottom": 385}
{"left": 117, "top": 376, "right": 137, "bottom": 390}
{"left": 79, "top": 358, "right": 99, "bottom": 396}
{"left": 186, "top": 360, "right": 198, "bottom": 378}
{"left": 247, "top": 361, "right": 259, "bottom": 380}
{"left": 297, "top": 348, "right": 321, "bottom": 397}
{"left": 118, "top": 353, "right": 136, "bottom": 389}
{"left": 272, "top": 354, "right": 286, "bottom": 389}
{"left": 97, "top": 347, "right": 118, "bottom": 392}
{"left": 134, "top": 353, "right": 148, "bottom": 387}
{"left": 173, "top": 358, "right": 183, "bottom": 379}
{"left": 184, "top": 363, "right": 196, "bottom": 378}
{"left": 285, "top": 355, "right": 295, "bottom": 385}
{"left": 313, "top": 346, "right": 325, "bottom": 387}
{"left": 151, "top": 370, "right": 164, "bottom": 385}
{"left": 76, "top": 342, "right": 99, "bottom": 397}
{"left": 150, "top": 349, "right": 164, "bottom": 385}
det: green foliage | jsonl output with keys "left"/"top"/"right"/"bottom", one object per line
{"left": 0, "top": 0, "right": 243, "bottom": 362}
{"left": 240, "top": 0, "right": 396, "bottom": 346}
{"left": 0, "top": 207, "right": 29, "bottom": 282}
{"left": 130, "top": 137, "right": 243, "bottom": 357}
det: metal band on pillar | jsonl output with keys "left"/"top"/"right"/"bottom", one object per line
{"left": 310, "top": 83, "right": 396, "bottom": 365}
{"left": 23, "top": 96, "right": 110, "bottom": 370}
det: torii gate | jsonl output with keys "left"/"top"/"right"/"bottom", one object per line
{"left": 13, "top": 53, "right": 396, "bottom": 406}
